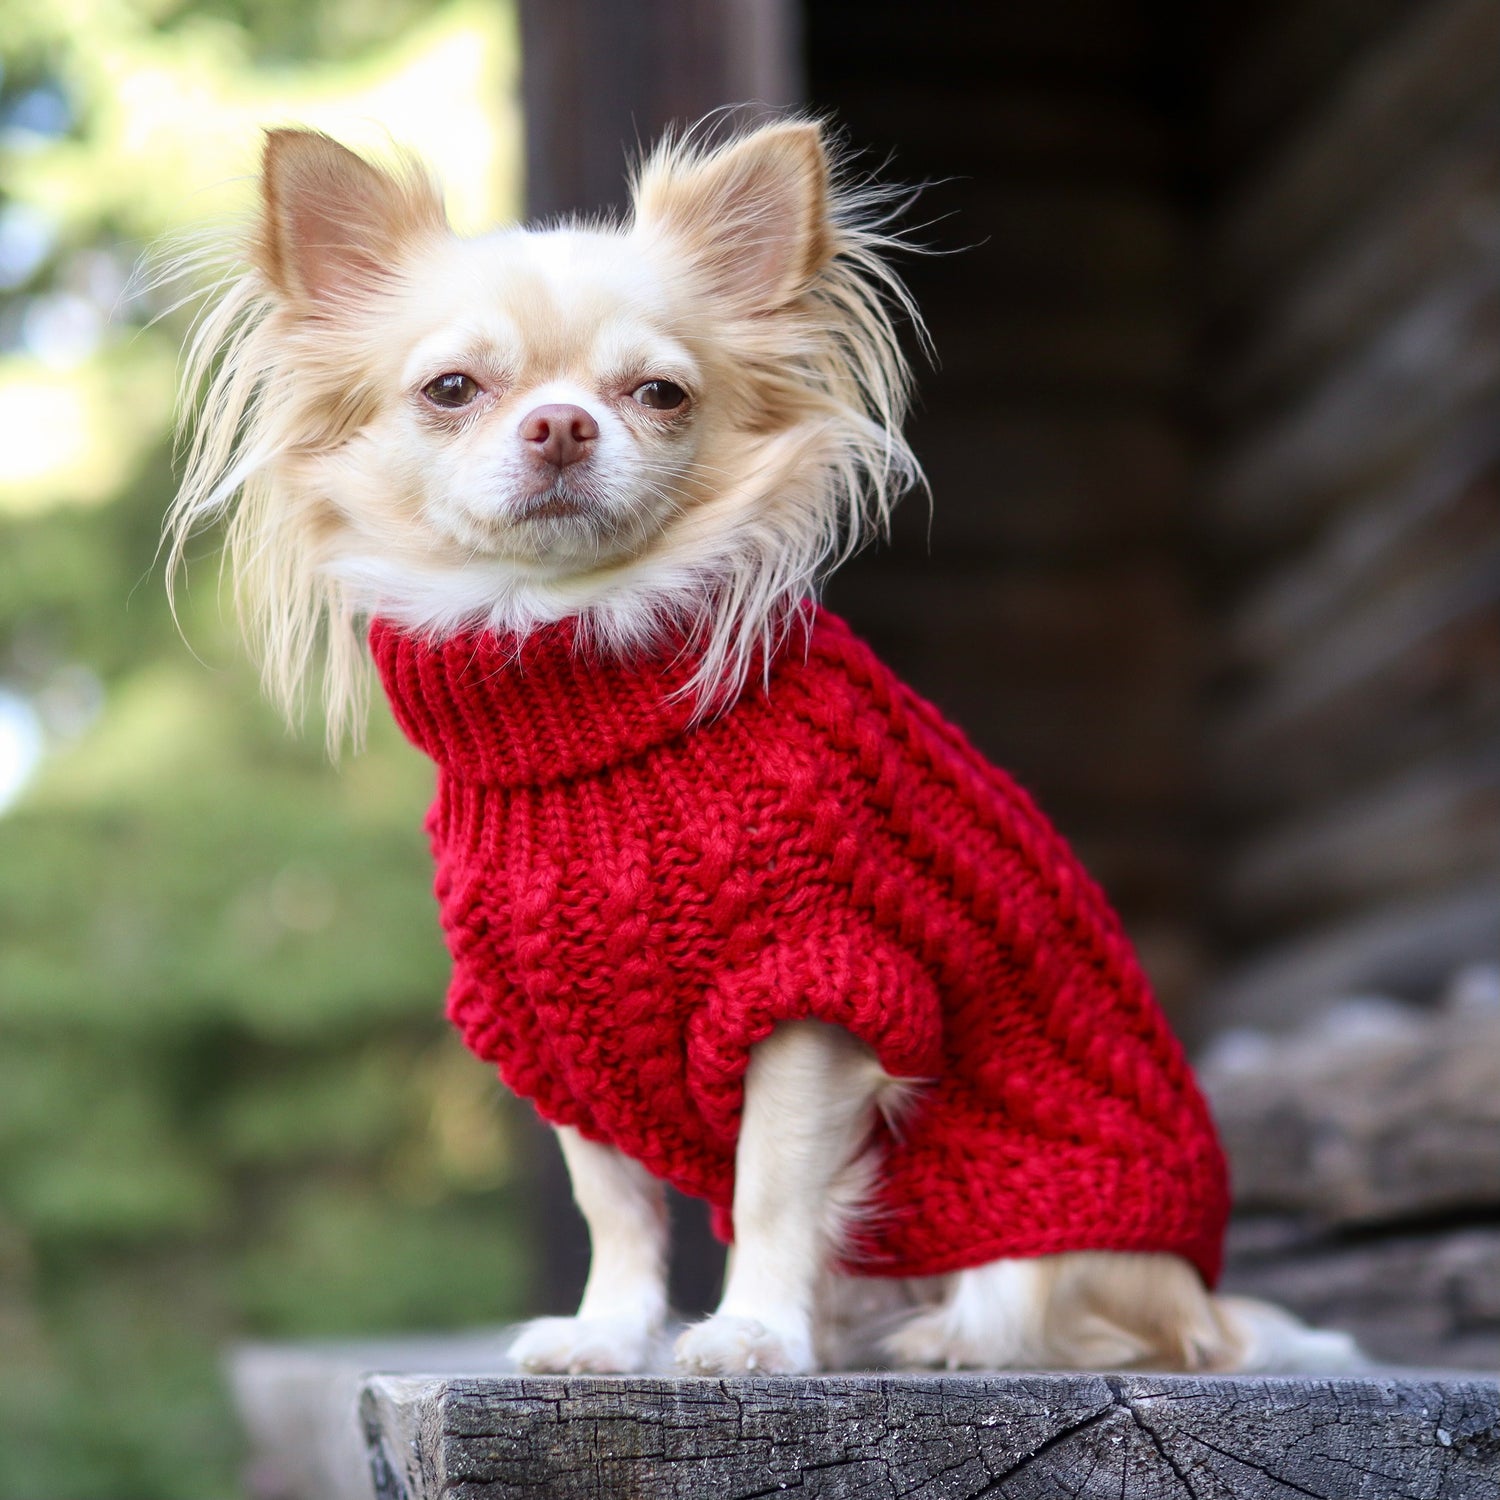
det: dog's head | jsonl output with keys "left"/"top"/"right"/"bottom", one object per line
{"left": 168, "top": 117, "right": 921, "bottom": 745}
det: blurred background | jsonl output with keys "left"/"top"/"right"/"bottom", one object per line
{"left": 2, "top": 1, "right": 1499, "bottom": 1495}
{"left": 0, "top": 4, "right": 529, "bottom": 1497}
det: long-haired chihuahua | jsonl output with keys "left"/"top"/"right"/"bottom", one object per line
{"left": 166, "top": 116, "right": 1358, "bottom": 1377}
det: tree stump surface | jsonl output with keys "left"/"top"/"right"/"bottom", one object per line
{"left": 360, "top": 1370, "right": 1500, "bottom": 1500}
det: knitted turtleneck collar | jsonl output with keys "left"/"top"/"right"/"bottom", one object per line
{"left": 368, "top": 613, "right": 808, "bottom": 788}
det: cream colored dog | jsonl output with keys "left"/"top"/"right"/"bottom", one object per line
{"left": 167, "top": 117, "right": 1359, "bottom": 1377}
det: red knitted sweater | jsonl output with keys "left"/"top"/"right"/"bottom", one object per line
{"left": 370, "top": 609, "right": 1229, "bottom": 1284}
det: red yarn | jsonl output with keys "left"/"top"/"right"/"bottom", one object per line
{"left": 370, "top": 609, "right": 1229, "bottom": 1285}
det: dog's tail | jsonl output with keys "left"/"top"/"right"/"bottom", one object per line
{"left": 1215, "top": 1293, "right": 1368, "bottom": 1373}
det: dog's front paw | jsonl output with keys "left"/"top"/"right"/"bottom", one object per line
{"left": 673, "top": 1314, "right": 813, "bottom": 1375}
{"left": 508, "top": 1315, "right": 658, "bottom": 1374}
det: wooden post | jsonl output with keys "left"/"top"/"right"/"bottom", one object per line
{"left": 519, "top": 0, "right": 802, "bottom": 218}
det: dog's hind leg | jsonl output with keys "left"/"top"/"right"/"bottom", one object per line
{"left": 674, "top": 1020, "right": 889, "bottom": 1375}
{"left": 884, "top": 1251, "right": 1364, "bottom": 1372}
{"left": 885, "top": 1253, "right": 1234, "bottom": 1371}
{"left": 508, "top": 1125, "right": 668, "bottom": 1372}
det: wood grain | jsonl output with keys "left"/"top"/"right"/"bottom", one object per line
{"left": 1206, "top": 877, "right": 1500, "bottom": 1030}
{"left": 1214, "top": 0, "right": 1500, "bottom": 301}
{"left": 361, "top": 1370, "right": 1500, "bottom": 1500}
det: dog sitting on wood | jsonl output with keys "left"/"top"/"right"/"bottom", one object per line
{"left": 167, "top": 116, "right": 1359, "bottom": 1375}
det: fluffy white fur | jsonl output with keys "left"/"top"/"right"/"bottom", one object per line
{"left": 167, "top": 119, "right": 919, "bottom": 750}
{"left": 168, "top": 118, "right": 1362, "bottom": 1376}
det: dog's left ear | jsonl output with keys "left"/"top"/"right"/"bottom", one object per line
{"left": 632, "top": 121, "right": 832, "bottom": 313}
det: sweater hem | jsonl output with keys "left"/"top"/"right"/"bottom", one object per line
{"left": 836, "top": 1234, "right": 1221, "bottom": 1289}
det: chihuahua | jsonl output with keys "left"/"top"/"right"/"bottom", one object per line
{"left": 167, "top": 117, "right": 1358, "bottom": 1377}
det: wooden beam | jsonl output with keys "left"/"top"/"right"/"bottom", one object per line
{"left": 1222, "top": 746, "right": 1500, "bottom": 927}
{"left": 1212, "top": 535, "right": 1500, "bottom": 798}
{"left": 1226, "top": 417, "right": 1500, "bottom": 669}
{"left": 519, "top": 0, "right": 802, "bottom": 219}
{"left": 1217, "top": 110, "right": 1500, "bottom": 413}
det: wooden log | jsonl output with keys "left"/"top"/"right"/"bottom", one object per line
{"left": 1217, "top": 110, "right": 1500, "bottom": 413}
{"left": 1211, "top": 535, "right": 1500, "bottom": 801}
{"left": 1222, "top": 746, "right": 1500, "bottom": 926}
{"left": 1206, "top": 877, "right": 1500, "bottom": 1031}
{"left": 1225, "top": 418, "right": 1500, "bottom": 669}
{"left": 1223, "top": 1222, "right": 1500, "bottom": 1371}
{"left": 1204, "top": 263, "right": 1500, "bottom": 545}
{"left": 1213, "top": 0, "right": 1500, "bottom": 303}
{"left": 1201, "top": 984, "right": 1500, "bottom": 1226}
{"left": 361, "top": 1369, "right": 1500, "bottom": 1500}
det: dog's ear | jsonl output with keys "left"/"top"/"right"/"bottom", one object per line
{"left": 255, "top": 129, "right": 447, "bottom": 306}
{"left": 632, "top": 121, "right": 833, "bottom": 312}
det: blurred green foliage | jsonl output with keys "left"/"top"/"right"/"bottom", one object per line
{"left": 0, "top": 3, "right": 530, "bottom": 1497}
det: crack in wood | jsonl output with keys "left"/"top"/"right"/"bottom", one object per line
{"left": 1178, "top": 1429, "right": 1335, "bottom": 1500}
{"left": 357, "top": 1372, "right": 1500, "bottom": 1500}
{"left": 970, "top": 1405, "right": 1118, "bottom": 1496}
{"left": 1115, "top": 1394, "right": 1201, "bottom": 1500}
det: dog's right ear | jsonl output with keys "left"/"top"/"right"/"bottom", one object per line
{"left": 255, "top": 129, "right": 447, "bottom": 306}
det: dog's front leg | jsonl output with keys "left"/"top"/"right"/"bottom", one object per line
{"left": 508, "top": 1125, "right": 668, "bottom": 1373}
{"left": 675, "top": 1020, "right": 884, "bottom": 1375}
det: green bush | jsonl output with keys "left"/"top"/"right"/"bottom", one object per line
{"left": 0, "top": 3, "right": 530, "bottom": 1495}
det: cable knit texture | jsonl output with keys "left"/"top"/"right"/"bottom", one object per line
{"left": 370, "top": 609, "right": 1229, "bottom": 1284}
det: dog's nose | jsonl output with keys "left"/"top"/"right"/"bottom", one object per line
{"left": 519, "top": 404, "right": 599, "bottom": 468}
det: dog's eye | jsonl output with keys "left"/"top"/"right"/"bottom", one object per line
{"left": 423, "top": 372, "right": 481, "bottom": 409}
{"left": 631, "top": 379, "right": 687, "bottom": 412}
